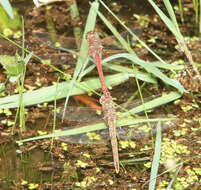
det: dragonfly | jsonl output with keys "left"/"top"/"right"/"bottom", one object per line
{"left": 33, "top": 29, "right": 142, "bottom": 173}
{"left": 55, "top": 95, "right": 176, "bottom": 172}
{"left": 86, "top": 31, "right": 120, "bottom": 173}
{"left": 33, "top": 30, "right": 175, "bottom": 173}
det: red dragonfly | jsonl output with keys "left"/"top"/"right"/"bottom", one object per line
{"left": 33, "top": 30, "right": 175, "bottom": 173}
{"left": 86, "top": 31, "right": 119, "bottom": 173}
{"left": 33, "top": 29, "right": 142, "bottom": 173}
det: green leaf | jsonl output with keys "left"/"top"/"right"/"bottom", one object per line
{"left": 104, "top": 53, "right": 186, "bottom": 93}
{"left": 0, "top": 73, "right": 129, "bottom": 109}
{"left": 121, "top": 91, "right": 182, "bottom": 117}
{"left": 147, "top": 0, "right": 183, "bottom": 40}
{"left": 148, "top": 121, "right": 162, "bottom": 190}
{"left": 19, "top": 116, "right": 176, "bottom": 143}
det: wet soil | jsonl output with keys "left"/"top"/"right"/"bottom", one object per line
{"left": 0, "top": 0, "right": 200, "bottom": 189}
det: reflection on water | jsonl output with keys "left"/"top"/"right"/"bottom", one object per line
{"left": 0, "top": 141, "right": 54, "bottom": 189}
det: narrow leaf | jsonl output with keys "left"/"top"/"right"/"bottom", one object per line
{"left": 148, "top": 121, "right": 162, "bottom": 190}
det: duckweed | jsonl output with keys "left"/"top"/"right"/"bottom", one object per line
{"left": 144, "top": 162, "right": 151, "bottom": 168}
{"left": 0, "top": 108, "right": 12, "bottom": 115}
{"left": 108, "top": 179, "right": 114, "bottom": 185}
{"left": 61, "top": 142, "right": 68, "bottom": 151}
{"left": 21, "top": 180, "right": 28, "bottom": 185}
{"left": 28, "top": 183, "right": 39, "bottom": 189}
{"left": 119, "top": 140, "right": 129, "bottom": 149}
{"left": 37, "top": 130, "right": 47, "bottom": 135}
{"left": 86, "top": 132, "right": 101, "bottom": 141}
{"left": 83, "top": 153, "right": 90, "bottom": 158}
{"left": 193, "top": 167, "right": 201, "bottom": 175}
{"left": 75, "top": 176, "right": 96, "bottom": 188}
{"left": 129, "top": 141, "right": 136, "bottom": 149}
{"left": 76, "top": 160, "right": 88, "bottom": 168}
{"left": 181, "top": 105, "right": 193, "bottom": 112}
{"left": 161, "top": 138, "right": 190, "bottom": 164}
{"left": 7, "top": 120, "right": 15, "bottom": 126}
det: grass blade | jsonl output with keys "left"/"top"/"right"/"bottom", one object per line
{"left": 121, "top": 91, "right": 182, "bottom": 117}
{"left": 0, "top": 73, "right": 129, "bottom": 109}
{"left": 166, "top": 163, "right": 183, "bottom": 190}
{"left": 81, "top": 61, "right": 157, "bottom": 84}
{"left": 148, "top": 121, "right": 162, "bottom": 190}
{"left": 19, "top": 117, "right": 175, "bottom": 143}
{"left": 105, "top": 53, "right": 186, "bottom": 93}
{"left": 147, "top": 0, "right": 183, "bottom": 40}
{"left": 98, "top": 0, "right": 169, "bottom": 67}
{"left": 163, "top": 0, "right": 180, "bottom": 32}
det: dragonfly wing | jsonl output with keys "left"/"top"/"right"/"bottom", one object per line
{"left": 118, "top": 118, "right": 175, "bottom": 140}
{"left": 101, "top": 28, "right": 142, "bottom": 49}
{"left": 119, "top": 94, "right": 161, "bottom": 111}
{"left": 33, "top": 32, "right": 77, "bottom": 50}
{"left": 56, "top": 106, "right": 103, "bottom": 123}
{"left": 58, "top": 127, "right": 110, "bottom": 144}
{"left": 58, "top": 116, "right": 176, "bottom": 144}
{"left": 33, "top": 28, "right": 142, "bottom": 51}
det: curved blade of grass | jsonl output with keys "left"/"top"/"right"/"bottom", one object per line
{"left": 81, "top": 53, "right": 184, "bottom": 87}
{"left": 86, "top": 57, "right": 184, "bottom": 73}
{"left": 103, "top": 63, "right": 157, "bottom": 83}
{"left": 102, "top": 55, "right": 184, "bottom": 71}
{"left": 80, "top": 55, "right": 184, "bottom": 83}
{"left": 103, "top": 55, "right": 184, "bottom": 70}
{"left": 19, "top": 116, "right": 175, "bottom": 143}
{"left": 103, "top": 53, "right": 186, "bottom": 93}
{"left": 0, "top": 73, "right": 129, "bottom": 109}
{"left": 148, "top": 121, "right": 162, "bottom": 190}
{"left": 81, "top": 61, "right": 157, "bottom": 84}
{"left": 141, "top": 61, "right": 184, "bottom": 70}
